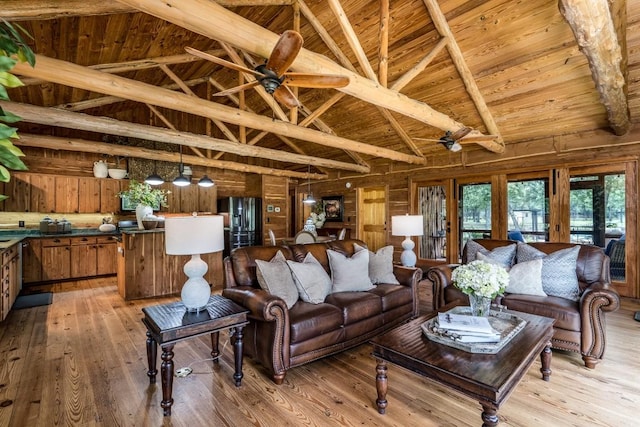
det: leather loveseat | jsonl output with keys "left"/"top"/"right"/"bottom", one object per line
{"left": 427, "top": 239, "right": 620, "bottom": 368}
{"left": 222, "top": 239, "right": 422, "bottom": 384}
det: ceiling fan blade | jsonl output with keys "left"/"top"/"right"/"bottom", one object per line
{"left": 185, "top": 46, "right": 263, "bottom": 77}
{"left": 213, "top": 80, "right": 260, "bottom": 97}
{"left": 265, "top": 30, "right": 303, "bottom": 77}
{"left": 450, "top": 126, "right": 472, "bottom": 141}
{"left": 282, "top": 73, "right": 350, "bottom": 88}
{"left": 273, "top": 85, "right": 300, "bottom": 108}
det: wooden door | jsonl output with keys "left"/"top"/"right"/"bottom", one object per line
{"left": 357, "top": 186, "right": 387, "bottom": 252}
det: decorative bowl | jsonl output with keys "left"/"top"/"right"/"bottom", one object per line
{"left": 98, "top": 223, "right": 116, "bottom": 232}
{"left": 108, "top": 168, "right": 128, "bottom": 179}
{"left": 142, "top": 220, "right": 158, "bottom": 230}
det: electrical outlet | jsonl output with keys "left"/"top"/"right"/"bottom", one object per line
{"left": 18, "top": 221, "right": 25, "bottom": 228}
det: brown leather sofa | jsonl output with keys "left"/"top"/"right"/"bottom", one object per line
{"left": 427, "top": 239, "right": 620, "bottom": 368}
{"left": 222, "top": 239, "right": 422, "bottom": 384}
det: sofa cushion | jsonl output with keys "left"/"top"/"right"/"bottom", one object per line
{"left": 467, "top": 240, "right": 516, "bottom": 268}
{"left": 517, "top": 243, "right": 580, "bottom": 301}
{"left": 324, "top": 291, "right": 382, "bottom": 325}
{"left": 288, "top": 302, "right": 344, "bottom": 343}
{"left": 255, "top": 251, "right": 299, "bottom": 308}
{"left": 501, "top": 293, "right": 581, "bottom": 331}
{"left": 327, "top": 248, "right": 374, "bottom": 292}
{"left": 368, "top": 284, "right": 413, "bottom": 312}
{"left": 357, "top": 244, "right": 400, "bottom": 285}
{"left": 505, "top": 258, "right": 546, "bottom": 297}
{"left": 287, "top": 252, "right": 332, "bottom": 304}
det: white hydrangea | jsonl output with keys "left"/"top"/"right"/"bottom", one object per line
{"left": 451, "top": 259, "right": 509, "bottom": 299}
{"left": 310, "top": 211, "right": 326, "bottom": 228}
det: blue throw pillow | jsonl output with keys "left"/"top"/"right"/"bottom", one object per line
{"left": 516, "top": 243, "right": 580, "bottom": 301}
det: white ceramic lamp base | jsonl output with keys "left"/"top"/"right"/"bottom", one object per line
{"left": 400, "top": 236, "right": 417, "bottom": 267}
{"left": 181, "top": 254, "right": 211, "bottom": 312}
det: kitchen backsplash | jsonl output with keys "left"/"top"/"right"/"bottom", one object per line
{"left": 0, "top": 212, "right": 132, "bottom": 230}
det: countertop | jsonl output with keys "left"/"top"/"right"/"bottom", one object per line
{"left": 0, "top": 228, "right": 123, "bottom": 249}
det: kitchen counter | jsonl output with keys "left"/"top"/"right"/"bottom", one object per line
{"left": 0, "top": 228, "right": 122, "bottom": 249}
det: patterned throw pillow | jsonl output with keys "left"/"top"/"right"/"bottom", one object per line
{"left": 354, "top": 243, "right": 399, "bottom": 285}
{"left": 516, "top": 243, "right": 580, "bottom": 301}
{"left": 466, "top": 240, "right": 516, "bottom": 269}
{"left": 286, "top": 252, "right": 332, "bottom": 304}
{"left": 255, "top": 251, "right": 298, "bottom": 308}
{"left": 505, "top": 258, "right": 546, "bottom": 296}
{"left": 327, "top": 248, "right": 374, "bottom": 293}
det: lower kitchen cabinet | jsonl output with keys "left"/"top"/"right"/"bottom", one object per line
{"left": 96, "top": 236, "right": 117, "bottom": 276}
{"left": 2, "top": 243, "right": 21, "bottom": 321}
{"left": 22, "top": 238, "right": 42, "bottom": 284}
{"left": 70, "top": 237, "right": 98, "bottom": 278}
{"left": 41, "top": 238, "right": 71, "bottom": 282}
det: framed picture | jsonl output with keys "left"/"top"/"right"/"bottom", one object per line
{"left": 322, "top": 196, "right": 344, "bottom": 222}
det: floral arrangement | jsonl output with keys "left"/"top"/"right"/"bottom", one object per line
{"left": 451, "top": 260, "right": 509, "bottom": 299}
{"left": 310, "top": 202, "right": 326, "bottom": 228}
{"left": 118, "top": 180, "right": 169, "bottom": 207}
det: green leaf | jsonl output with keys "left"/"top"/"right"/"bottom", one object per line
{"left": 0, "top": 55, "right": 16, "bottom": 72}
{"left": 0, "top": 125, "right": 18, "bottom": 139}
{"left": 0, "top": 165, "right": 10, "bottom": 182}
{"left": 0, "top": 71, "right": 24, "bottom": 88}
{"left": 0, "top": 194, "right": 7, "bottom": 202}
{"left": 0, "top": 84, "right": 8, "bottom": 101}
{"left": 0, "top": 110, "right": 21, "bottom": 123}
{"left": 0, "top": 149, "right": 26, "bottom": 170}
{"left": 0, "top": 139, "right": 25, "bottom": 156}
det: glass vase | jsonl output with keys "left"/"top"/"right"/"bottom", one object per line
{"left": 468, "top": 293, "right": 492, "bottom": 317}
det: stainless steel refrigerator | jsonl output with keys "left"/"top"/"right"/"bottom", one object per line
{"left": 217, "top": 197, "right": 262, "bottom": 256}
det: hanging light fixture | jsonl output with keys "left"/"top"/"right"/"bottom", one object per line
{"left": 173, "top": 145, "right": 190, "bottom": 187}
{"left": 302, "top": 164, "right": 316, "bottom": 204}
{"left": 144, "top": 143, "right": 164, "bottom": 185}
{"left": 198, "top": 175, "right": 214, "bottom": 188}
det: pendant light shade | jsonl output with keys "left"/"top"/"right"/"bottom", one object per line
{"left": 302, "top": 165, "right": 316, "bottom": 204}
{"left": 173, "top": 145, "right": 190, "bottom": 187}
{"left": 145, "top": 173, "right": 164, "bottom": 186}
{"left": 198, "top": 175, "right": 214, "bottom": 188}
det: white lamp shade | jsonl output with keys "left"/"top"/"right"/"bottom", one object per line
{"left": 391, "top": 215, "right": 424, "bottom": 237}
{"left": 165, "top": 215, "right": 224, "bottom": 255}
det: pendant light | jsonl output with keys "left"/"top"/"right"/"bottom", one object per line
{"left": 198, "top": 175, "right": 214, "bottom": 188}
{"left": 173, "top": 145, "right": 190, "bottom": 187}
{"left": 302, "top": 164, "right": 315, "bottom": 204}
{"left": 144, "top": 144, "right": 164, "bottom": 185}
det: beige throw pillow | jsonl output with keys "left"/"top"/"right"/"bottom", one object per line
{"left": 354, "top": 243, "right": 399, "bottom": 285}
{"left": 327, "top": 248, "right": 374, "bottom": 293}
{"left": 287, "top": 252, "right": 332, "bottom": 304}
{"left": 255, "top": 251, "right": 298, "bottom": 308}
{"left": 505, "top": 258, "right": 546, "bottom": 296}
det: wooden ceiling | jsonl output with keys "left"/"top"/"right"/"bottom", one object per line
{"left": 2, "top": 0, "right": 636, "bottom": 180}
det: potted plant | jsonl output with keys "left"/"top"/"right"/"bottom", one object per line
{"left": 451, "top": 259, "right": 509, "bottom": 317}
{"left": 118, "top": 180, "right": 169, "bottom": 229}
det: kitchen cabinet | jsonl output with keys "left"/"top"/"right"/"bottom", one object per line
{"left": 78, "top": 178, "right": 101, "bottom": 213}
{"left": 100, "top": 179, "right": 122, "bottom": 213}
{"left": 55, "top": 177, "right": 80, "bottom": 213}
{"left": 41, "top": 238, "right": 71, "bottom": 281}
{"left": 70, "top": 237, "right": 98, "bottom": 278}
{"left": 96, "top": 236, "right": 117, "bottom": 276}
{"left": 1, "top": 243, "right": 20, "bottom": 321}
{"left": 22, "top": 238, "right": 42, "bottom": 284}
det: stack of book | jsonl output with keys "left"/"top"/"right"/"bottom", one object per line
{"left": 437, "top": 312, "right": 502, "bottom": 343}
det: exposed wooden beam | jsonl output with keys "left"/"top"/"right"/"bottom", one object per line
{"left": 378, "top": 0, "right": 390, "bottom": 88}
{"left": 15, "top": 134, "right": 324, "bottom": 180}
{"left": 422, "top": 0, "right": 504, "bottom": 152}
{"left": 115, "top": 0, "right": 491, "bottom": 146}
{"left": 2, "top": 101, "right": 371, "bottom": 173}
{"left": 12, "top": 55, "right": 423, "bottom": 165}
{"left": 2, "top": 0, "right": 294, "bottom": 21}
{"left": 146, "top": 104, "right": 206, "bottom": 158}
{"left": 558, "top": 0, "right": 630, "bottom": 136}
{"left": 391, "top": 37, "right": 449, "bottom": 92}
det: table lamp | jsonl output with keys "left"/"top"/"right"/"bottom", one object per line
{"left": 165, "top": 214, "right": 224, "bottom": 311}
{"left": 391, "top": 214, "right": 424, "bottom": 267}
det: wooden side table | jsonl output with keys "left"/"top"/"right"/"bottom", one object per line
{"left": 142, "top": 294, "right": 249, "bottom": 416}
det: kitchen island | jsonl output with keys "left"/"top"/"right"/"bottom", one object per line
{"left": 118, "top": 228, "right": 223, "bottom": 300}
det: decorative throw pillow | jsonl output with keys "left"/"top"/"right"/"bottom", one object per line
{"left": 286, "top": 252, "right": 332, "bottom": 304}
{"left": 517, "top": 243, "right": 580, "bottom": 301}
{"left": 354, "top": 243, "right": 399, "bottom": 285}
{"left": 327, "top": 248, "right": 374, "bottom": 292}
{"left": 466, "top": 240, "right": 516, "bottom": 269}
{"left": 255, "top": 251, "right": 298, "bottom": 309}
{"left": 505, "top": 258, "right": 546, "bottom": 296}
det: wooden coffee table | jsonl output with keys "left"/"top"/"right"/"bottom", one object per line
{"left": 370, "top": 304, "right": 554, "bottom": 426}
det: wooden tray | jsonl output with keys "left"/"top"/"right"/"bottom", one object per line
{"left": 421, "top": 306, "right": 527, "bottom": 354}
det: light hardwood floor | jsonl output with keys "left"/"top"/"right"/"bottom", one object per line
{"left": 0, "top": 277, "right": 639, "bottom": 427}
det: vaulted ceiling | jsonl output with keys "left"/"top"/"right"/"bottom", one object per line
{"left": 3, "top": 0, "right": 636, "bottom": 180}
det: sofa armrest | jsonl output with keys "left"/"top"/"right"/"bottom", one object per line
{"left": 426, "top": 264, "right": 459, "bottom": 310}
{"left": 578, "top": 282, "right": 620, "bottom": 363}
{"left": 392, "top": 265, "right": 423, "bottom": 317}
{"left": 222, "top": 286, "right": 290, "bottom": 323}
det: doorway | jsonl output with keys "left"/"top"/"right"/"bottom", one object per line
{"left": 357, "top": 186, "right": 387, "bottom": 251}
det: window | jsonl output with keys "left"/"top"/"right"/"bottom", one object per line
{"left": 507, "top": 178, "right": 549, "bottom": 242}
{"left": 459, "top": 182, "right": 491, "bottom": 251}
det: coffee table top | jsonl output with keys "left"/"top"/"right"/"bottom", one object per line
{"left": 370, "top": 305, "right": 554, "bottom": 407}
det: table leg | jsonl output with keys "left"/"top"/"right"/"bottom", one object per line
{"left": 160, "top": 344, "right": 175, "bottom": 416}
{"left": 233, "top": 326, "right": 244, "bottom": 387}
{"left": 146, "top": 330, "right": 157, "bottom": 384}
{"left": 540, "top": 341, "right": 552, "bottom": 381}
{"left": 210, "top": 331, "right": 220, "bottom": 364}
{"left": 375, "top": 359, "right": 388, "bottom": 415}
{"left": 480, "top": 404, "right": 499, "bottom": 427}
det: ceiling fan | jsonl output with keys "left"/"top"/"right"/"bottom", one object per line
{"left": 185, "top": 30, "right": 350, "bottom": 108}
{"left": 415, "top": 127, "right": 472, "bottom": 152}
